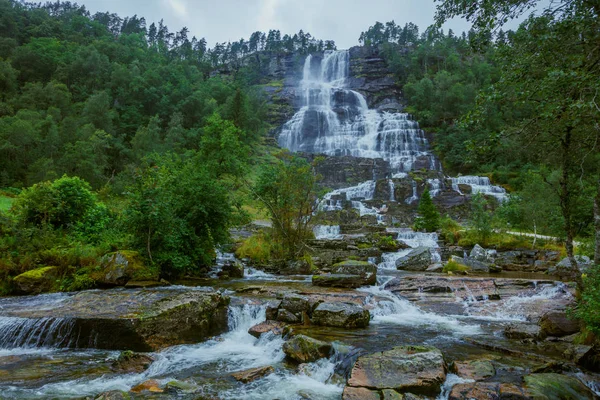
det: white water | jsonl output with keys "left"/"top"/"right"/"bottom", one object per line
{"left": 2, "top": 303, "right": 342, "bottom": 399}
{"left": 359, "top": 284, "right": 481, "bottom": 336}
{"left": 436, "top": 374, "right": 475, "bottom": 400}
{"left": 428, "top": 178, "right": 442, "bottom": 197}
{"left": 451, "top": 176, "right": 507, "bottom": 202}
{"left": 388, "top": 179, "right": 396, "bottom": 202}
{"left": 313, "top": 225, "right": 342, "bottom": 239}
{"left": 0, "top": 316, "right": 76, "bottom": 350}
{"left": 279, "top": 50, "right": 438, "bottom": 172}
{"left": 404, "top": 180, "right": 419, "bottom": 204}
{"left": 318, "top": 180, "right": 376, "bottom": 213}
{"left": 377, "top": 229, "right": 441, "bottom": 270}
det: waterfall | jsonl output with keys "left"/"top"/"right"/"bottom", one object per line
{"left": 319, "top": 181, "right": 377, "bottom": 216}
{"left": 0, "top": 316, "right": 76, "bottom": 350}
{"left": 404, "top": 180, "right": 418, "bottom": 204}
{"left": 388, "top": 179, "right": 396, "bottom": 202}
{"left": 279, "top": 50, "right": 438, "bottom": 172}
{"left": 451, "top": 176, "right": 507, "bottom": 202}
{"left": 313, "top": 225, "right": 342, "bottom": 239}
{"left": 428, "top": 178, "right": 442, "bottom": 197}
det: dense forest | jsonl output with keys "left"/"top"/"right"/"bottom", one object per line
{"left": 0, "top": 0, "right": 598, "bottom": 296}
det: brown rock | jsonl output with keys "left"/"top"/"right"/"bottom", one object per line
{"left": 539, "top": 311, "right": 580, "bottom": 337}
{"left": 131, "top": 379, "right": 163, "bottom": 393}
{"left": 499, "top": 383, "right": 532, "bottom": 399}
{"left": 382, "top": 389, "right": 404, "bottom": 399}
{"left": 111, "top": 351, "right": 154, "bottom": 373}
{"left": 231, "top": 366, "right": 275, "bottom": 383}
{"left": 248, "top": 320, "right": 287, "bottom": 339}
{"left": 347, "top": 345, "right": 446, "bottom": 396}
{"left": 449, "top": 382, "right": 499, "bottom": 400}
{"left": 342, "top": 386, "right": 380, "bottom": 400}
{"left": 450, "top": 359, "right": 495, "bottom": 381}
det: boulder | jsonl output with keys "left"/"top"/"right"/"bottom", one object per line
{"left": 342, "top": 387, "right": 380, "bottom": 400}
{"left": 0, "top": 288, "right": 230, "bottom": 351}
{"left": 505, "top": 323, "right": 545, "bottom": 341}
{"left": 524, "top": 373, "right": 595, "bottom": 399}
{"left": 280, "top": 294, "right": 315, "bottom": 316}
{"left": 130, "top": 379, "right": 163, "bottom": 393}
{"left": 164, "top": 380, "right": 199, "bottom": 394}
{"left": 111, "top": 351, "right": 154, "bottom": 373}
{"left": 470, "top": 244, "right": 493, "bottom": 262}
{"left": 449, "top": 382, "right": 501, "bottom": 400}
{"left": 282, "top": 334, "right": 332, "bottom": 363}
{"left": 539, "top": 311, "right": 580, "bottom": 337}
{"left": 93, "top": 251, "right": 158, "bottom": 287}
{"left": 312, "top": 274, "right": 371, "bottom": 288}
{"left": 281, "top": 259, "right": 312, "bottom": 275}
{"left": 450, "top": 360, "right": 495, "bottom": 381}
{"left": 347, "top": 345, "right": 446, "bottom": 396}
{"left": 312, "top": 302, "right": 370, "bottom": 328}
{"left": 381, "top": 389, "right": 405, "bottom": 400}
{"left": 331, "top": 260, "right": 377, "bottom": 285}
{"left": 277, "top": 309, "right": 300, "bottom": 324}
{"left": 549, "top": 255, "right": 592, "bottom": 276}
{"left": 395, "top": 247, "right": 435, "bottom": 271}
{"left": 13, "top": 267, "right": 58, "bottom": 295}
{"left": 248, "top": 320, "right": 287, "bottom": 339}
{"left": 231, "top": 366, "right": 275, "bottom": 383}
{"left": 220, "top": 261, "right": 244, "bottom": 279}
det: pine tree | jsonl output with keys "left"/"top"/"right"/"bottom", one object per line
{"left": 415, "top": 189, "right": 440, "bottom": 232}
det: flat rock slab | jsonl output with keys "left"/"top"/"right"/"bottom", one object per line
{"left": 0, "top": 288, "right": 230, "bottom": 351}
{"left": 347, "top": 345, "right": 446, "bottom": 396}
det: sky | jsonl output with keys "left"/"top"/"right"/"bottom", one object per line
{"left": 73, "top": 0, "right": 480, "bottom": 49}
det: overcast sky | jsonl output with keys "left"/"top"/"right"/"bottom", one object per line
{"left": 73, "top": 0, "right": 482, "bottom": 49}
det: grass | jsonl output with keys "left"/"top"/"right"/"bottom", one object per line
{"left": 443, "top": 260, "right": 470, "bottom": 273}
{"left": 0, "top": 195, "right": 14, "bottom": 213}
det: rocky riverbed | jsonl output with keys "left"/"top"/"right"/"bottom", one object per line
{"left": 0, "top": 241, "right": 598, "bottom": 399}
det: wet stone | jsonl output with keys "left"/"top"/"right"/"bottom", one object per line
{"left": 450, "top": 359, "right": 495, "bottom": 381}
{"left": 311, "top": 302, "right": 370, "bottom": 328}
{"left": 231, "top": 366, "right": 275, "bottom": 383}
{"left": 342, "top": 386, "right": 381, "bottom": 400}
{"left": 248, "top": 320, "right": 287, "bottom": 339}
{"left": 282, "top": 334, "right": 332, "bottom": 363}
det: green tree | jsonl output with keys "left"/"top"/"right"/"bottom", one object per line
{"left": 123, "top": 154, "right": 232, "bottom": 276}
{"left": 253, "top": 152, "right": 318, "bottom": 260}
{"left": 470, "top": 193, "right": 493, "bottom": 246}
{"left": 12, "top": 175, "right": 98, "bottom": 229}
{"left": 414, "top": 189, "right": 440, "bottom": 232}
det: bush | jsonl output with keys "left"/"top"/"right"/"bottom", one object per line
{"left": 236, "top": 233, "right": 272, "bottom": 264}
{"left": 12, "top": 176, "right": 98, "bottom": 229}
{"left": 440, "top": 215, "right": 462, "bottom": 245}
{"left": 414, "top": 189, "right": 440, "bottom": 232}
{"left": 443, "top": 260, "right": 470, "bottom": 273}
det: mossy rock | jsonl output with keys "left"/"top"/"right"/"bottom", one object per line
{"left": 283, "top": 334, "right": 332, "bottom": 363}
{"left": 92, "top": 251, "right": 158, "bottom": 287}
{"left": 14, "top": 266, "right": 58, "bottom": 295}
{"left": 524, "top": 373, "right": 595, "bottom": 399}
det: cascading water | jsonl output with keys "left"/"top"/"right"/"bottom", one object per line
{"left": 0, "top": 316, "right": 75, "bottom": 351}
{"left": 388, "top": 179, "right": 396, "bottom": 202}
{"left": 2, "top": 302, "right": 343, "bottom": 399}
{"left": 279, "top": 50, "right": 438, "bottom": 172}
{"left": 313, "top": 225, "right": 342, "bottom": 239}
{"left": 451, "top": 176, "right": 507, "bottom": 202}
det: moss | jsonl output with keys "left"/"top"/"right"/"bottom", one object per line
{"left": 16, "top": 266, "right": 56, "bottom": 280}
{"left": 333, "top": 260, "right": 371, "bottom": 267}
{"left": 443, "top": 260, "right": 470, "bottom": 273}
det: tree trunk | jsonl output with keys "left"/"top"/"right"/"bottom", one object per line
{"left": 559, "top": 126, "right": 578, "bottom": 271}
{"left": 595, "top": 177, "right": 600, "bottom": 266}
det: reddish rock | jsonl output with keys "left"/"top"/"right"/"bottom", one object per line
{"left": 248, "top": 320, "right": 286, "bottom": 339}
{"left": 342, "top": 386, "right": 380, "bottom": 400}
{"left": 231, "top": 366, "right": 274, "bottom": 383}
{"left": 450, "top": 359, "right": 495, "bottom": 381}
{"left": 131, "top": 379, "right": 163, "bottom": 393}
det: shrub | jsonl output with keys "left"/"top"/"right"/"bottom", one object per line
{"left": 12, "top": 176, "right": 98, "bottom": 229}
{"left": 443, "top": 260, "right": 470, "bottom": 273}
{"left": 235, "top": 233, "right": 272, "bottom": 264}
{"left": 440, "top": 215, "right": 462, "bottom": 244}
{"left": 414, "top": 189, "right": 440, "bottom": 232}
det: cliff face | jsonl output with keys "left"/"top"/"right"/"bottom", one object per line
{"left": 257, "top": 46, "right": 403, "bottom": 131}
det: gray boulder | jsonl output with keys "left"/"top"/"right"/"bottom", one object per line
{"left": 396, "top": 247, "right": 435, "bottom": 271}
{"left": 312, "top": 302, "right": 370, "bottom": 328}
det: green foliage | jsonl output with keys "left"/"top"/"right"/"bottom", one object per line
{"left": 440, "top": 215, "right": 462, "bottom": 245}
{"left": 469, "top": 193, "right": 494, "bottom": 246}
{"left": 414, "top": 189, "right": 440, "bottom": 232}
{"left": 123, "top": 154, "right": 233, "bottom": 276}
{"left": 574, "top": 267, "right": 600, "bottom": 336}
{"left": 253, "top": 151, "right": 318, "bottom": 260}
{"left": 0, "top": 195, "right": 13, "bottom": 212}
{"left": 443, "top": 260, "right": 470, "bottom": 273}
{"left": 12, "top": 176, "right": 99, "bottom": 229}
{"left": 235, "top": 233, "right": 273, "bottom": 265}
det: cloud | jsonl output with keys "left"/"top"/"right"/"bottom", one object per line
{"left": 163, "top": 0, "right": 188, "bottom": 21}
{"left": 256, "top": 0, "right": 282, "bottom": 30}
